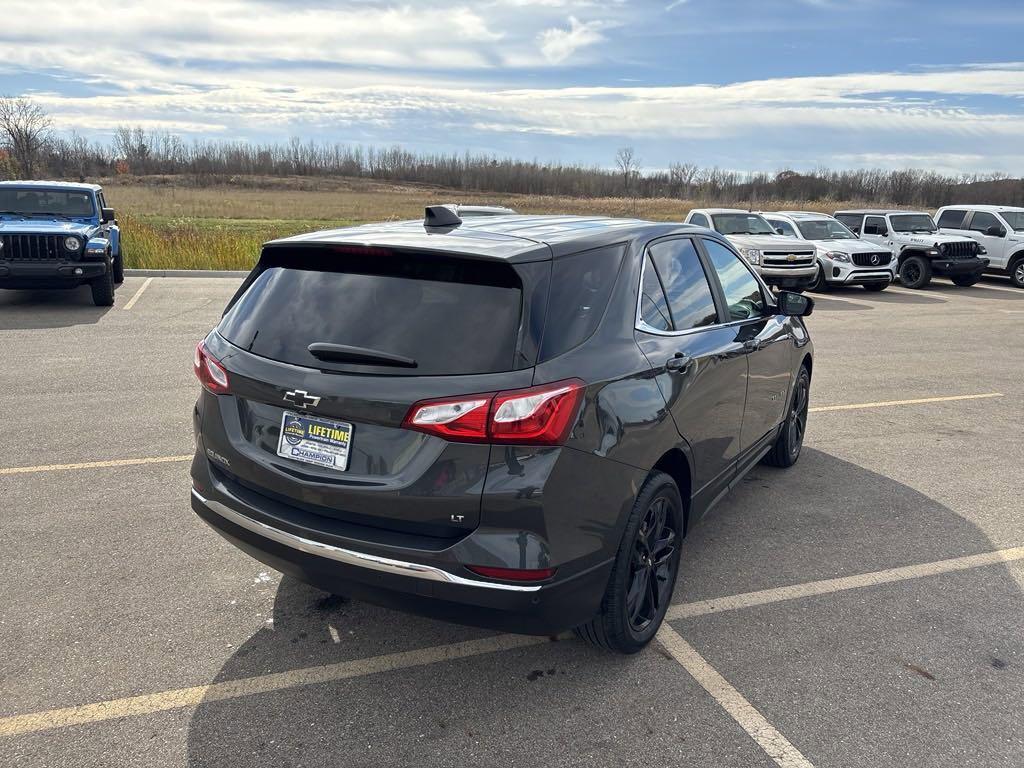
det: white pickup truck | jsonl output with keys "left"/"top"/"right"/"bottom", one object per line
{"left": 684, "top": 208, "right": 817, "bottom": 290}
{"left": 935, "top": 204, "right": 1024, "bottom": 289}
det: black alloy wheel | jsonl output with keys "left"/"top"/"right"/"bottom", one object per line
{"left": 574, "top": 471, "right": 683, "bottom": 654}
{"left": 626, "top": 494, "right": 678, "bottom": 633}
{"left": 763, "top": 365, "right": 810, "bottom": 468}
{"left": 899, "top": 256, "right": 931, "bottom": 289}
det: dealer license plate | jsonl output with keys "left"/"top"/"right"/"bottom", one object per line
{"left": 276, "top": 410, "right": 353, "bottom": 471}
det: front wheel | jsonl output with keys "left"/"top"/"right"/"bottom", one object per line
{"left": 574, "top": 471, "right": 682, "bottom": 654}
{"left": 899, "top": 256, "right": 932, "bottom": 289}
{"left": 808, "top": 264, "right": 829, "bottom": 292}
{"left": 90, "top": 254, "right": 116, "bottom": 307}
{"left": 763, "top": 365, "right": 810, "bottom": 468}
{"left": 951, "top": 274, "right": 981, "bottom": 287}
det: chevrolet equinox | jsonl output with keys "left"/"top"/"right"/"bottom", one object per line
{"left": 190, "top": 208, "right": 814, "bottom": 654}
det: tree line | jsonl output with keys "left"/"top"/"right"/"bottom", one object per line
{"left": 2, "top": 95, "right": 1022, "bottom": 206}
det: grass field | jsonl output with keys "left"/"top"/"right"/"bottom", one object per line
{"left": 103, "top": 176, "right": 856, "bottom": 270}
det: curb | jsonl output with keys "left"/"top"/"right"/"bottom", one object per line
{"left": 125, "top": 269, "right": 248, "bottom": 278}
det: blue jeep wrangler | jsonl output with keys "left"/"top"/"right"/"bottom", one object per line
{"left": 0, "top": 181, "right": 123, "bottom": 306}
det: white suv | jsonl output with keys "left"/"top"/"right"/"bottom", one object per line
{"left": 935, "top": 205, "right": 1024, "bottom": 289}
{"left": 685, "top": 208, "right": 817, "bottom": 290}
{"left": 762, "top": 212, "right": 895, "bottom": 292}
{"left": 834, "top": 210, "right": 989, "bottom": 289}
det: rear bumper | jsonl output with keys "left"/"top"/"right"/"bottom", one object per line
{"left": 191, "top": 485, "right": 612, "bottom": 635}
{"left": 0, "top": 259, "right": 107, "bottom": 287}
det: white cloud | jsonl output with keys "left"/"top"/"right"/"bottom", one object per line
{"left": 538, "top": 16, "right": 608, "bottom": 63}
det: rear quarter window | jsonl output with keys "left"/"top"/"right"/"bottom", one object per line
{"left": 218, "top": 247, "right": 526, "bottom": 376}
{"left": 539, "top": 244, "right": 625, "bottom": 361}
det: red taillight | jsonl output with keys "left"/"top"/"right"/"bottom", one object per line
{"left": 466, "top": 565, "right": 556, "bottom": 582}
{"left": 194, "top": 341, "right": 230, "bottom": 395}
{"left": 402, "top": 379, "right": 585, "bottom": 446}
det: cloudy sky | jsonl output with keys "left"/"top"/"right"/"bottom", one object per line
{"left": 2, "top": 0, "right": 1023, "bottom": 173}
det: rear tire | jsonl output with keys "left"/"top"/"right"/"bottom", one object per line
{"left": 863, "top": 282, "right": 887, "bottom": 292}
{"left": 899, "top": 255, "right": 931, "bottom": 289}
{"left": 90, "top": 254, "right": 116, "bottom": 307}
{"left": 113, "top": 249, "right": 124, "bottom": 284}
{"left": 951, "top": 274, "right": 981, "bottom": 287}
{"left": 1009, "top": 256, "right": 1024, "bottom": 289}
{"left": 574, "top": 471, "right": 683, "bottom": 654}
{"left": 763, "top": 366, "right": 810, "bottom": 468}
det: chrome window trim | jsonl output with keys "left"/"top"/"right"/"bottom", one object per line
{"left": 634, "top": 234, "right": 775, "bottom": 339}
{"left": 192, "top": 489, "right": 544, "bottom": 593}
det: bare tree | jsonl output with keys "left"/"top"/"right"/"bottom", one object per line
{"left": 615, "top": 147, "right": 637, "bottom": 195}
{"left": 0, "top": 95, "right": 51, "bottom": 178}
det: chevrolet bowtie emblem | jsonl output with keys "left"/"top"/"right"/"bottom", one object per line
{"left": 283, "top": 390, "right": 321, "bottom": 409}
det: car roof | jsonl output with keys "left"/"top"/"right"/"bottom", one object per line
{"left": 937, "top": 203, "right": 1024, "bottom": 213}
{"left": 267, "top": 214, "right": 711, "bottom": 262}
{"left": 834, "top": 209, "right": 929, "bottom": 217}
{"left": 0, "top": 180, "right": 102, "bottom": 192}
{"left": 691, "top": 208, "right": 763, "bottom": 215}
{"left": 769, "top": 211, "right": 836, "bottom": 220}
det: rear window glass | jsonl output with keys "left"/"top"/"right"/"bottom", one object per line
{"left": 219, "top": 248, "right": 524, "bottom": 376}
{"left": 539, "top": 244, "right": 624, "bottom": 361}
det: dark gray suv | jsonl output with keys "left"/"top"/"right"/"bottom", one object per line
{"left": 190, "top": 209, "right": 814, "bottom": 653}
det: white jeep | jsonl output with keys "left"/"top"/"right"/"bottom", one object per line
{"left": 762, "top": 211, "right": 895, "bottom": 292}
{"left": 834, "top": 209, "right": 989, "bottom": 289}
{"left": 684, "top": 208, "right": 817, "bottom": 290}
{"left": 935, "top": 204, "right": 1024, "bottom": 289}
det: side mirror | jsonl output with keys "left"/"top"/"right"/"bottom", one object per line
{"left": 778, "top": 290, "right": 813, "bottom": 317}
{"left": 775, "top": 227, "right": 785, "bottom": 235}
{"left": 985, "top": 224, "right": 1006, "bottom": 237}
{"left": 101, "top": 207, "right": 115, "bottom": 223}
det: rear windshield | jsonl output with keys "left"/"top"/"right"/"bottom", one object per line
{"left": 219, "top": 247, "right": 524, "bottom": 376}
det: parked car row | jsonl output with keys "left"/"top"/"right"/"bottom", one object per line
{"left": 683, "top": 205, "right": 1022, "bottom": 292}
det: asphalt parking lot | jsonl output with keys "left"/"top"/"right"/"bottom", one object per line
{"left": 2, "top": 274, "right": 1023, "bottom": 768}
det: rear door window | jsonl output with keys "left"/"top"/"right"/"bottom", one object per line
{"left": 219, "top": 248, "right": 525, "bottom": 376}
{"left": 863, "top": 216, "right": 888, "bottom": 236}
{"left": 835, "top": 214, "right": 862, "bottom": 233}
{"left": 539, "top": 244, "right": 624, "bottom": 361}
{"left": 937, "top": 209, "right": 968, "bottom": 229}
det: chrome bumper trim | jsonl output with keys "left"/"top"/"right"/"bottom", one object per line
{"left": 192, "top": 489, "right": 543, "bottom": 593}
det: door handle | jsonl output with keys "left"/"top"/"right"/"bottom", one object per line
{"left": 742, "top": 339, "right": 762, "bottom": 353}
{"left": 665, "top": 352, "right": 694, "bottom": 373}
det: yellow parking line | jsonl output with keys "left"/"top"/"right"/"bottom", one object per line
{"left": 122, "top": 277, "right": 154, "bottom": 310}
{"left": 0, "top": 634, "right": 544, "bottom": 738}
{"left": 0, "top": 455, "right": 191, "bottom": 476}
{"left": 809, "top": 392, "right": 1003, "bottom": 413}
{"left": 666, "top": 546, "right": 1024, "bottom": 620}
{"left": 2, "top": 545, "right": 1021, "bottom": 738}
{"left": 658, "top": 626, "right": 814, "bottom": 768}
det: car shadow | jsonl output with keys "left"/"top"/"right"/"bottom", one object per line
{"left": 921, "top": 280, "right": 1024, "bottom": 301}
{"left": 806, "top": 295, "right": 874, "bottom": 312}
{"left": 0, "top": 287, "right": 112, "bottom": 328}
{"left": 816, "top": 286, "right": 947, "bottom": 305}
{"left": 184, "top": 449, "right": 1020, "bottom": 767}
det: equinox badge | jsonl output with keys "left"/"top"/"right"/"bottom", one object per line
{"left": 284, "top": 390, "right": 321, "bottom": 409}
